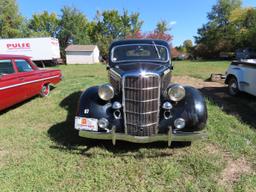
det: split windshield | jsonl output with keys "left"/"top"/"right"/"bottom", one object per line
{"left": 111, "top": 44, "right": 169, "bottom": 63}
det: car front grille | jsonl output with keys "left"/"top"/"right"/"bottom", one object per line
{"left": 123, "top": 74, "right": 160, "bottom": 136}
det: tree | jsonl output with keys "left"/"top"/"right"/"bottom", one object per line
{"left": 208, "top": 0, "right": 242, "bottom": 27}
{"left": 89, "top": 10, "right": 143, "bottom": 60}
{"left": 171, "top": 47, "right": 181, "bottom": 59}
{"left": 0, "top": 0, "right": 23, "bottom": 38}
{"left": 144, "top": 20, "right": 172, "bottom": 42}
{"left": 129, "top": 13, "right": 143, "bottom": 37}
{"left": 58, "top": 6, "right": 90, "bottom": 54}
{"left": 194, "top": 0, "right": 242, "bottom": 58}
{"left": 183, "top": 40, "right": 193, "bottom": 53}
{"left": 229, "top": 7, "right": 256, "bottom": 49}
{"left": 155, "top": 20, "right": 170, "bottom": 34}
{"left": 28, "top": 11, "right": 59, "bottom": 37}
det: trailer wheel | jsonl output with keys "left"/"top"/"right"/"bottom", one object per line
{"left": 228, "top": 77, "right": 239, "bottom": 96}
{"left": 40, "top": 84, "right": 50, "bottom": 97}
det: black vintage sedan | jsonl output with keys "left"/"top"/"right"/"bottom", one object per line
{"left": 75, "top": 39, "right": 207, "bottom": 146}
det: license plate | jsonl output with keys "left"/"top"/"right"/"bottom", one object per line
{"left": 75, "top": 116, "right": 98, "bottom": 131}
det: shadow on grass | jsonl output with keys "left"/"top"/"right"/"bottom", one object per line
{"left": 0, "top": 86, "right": 56, "bottom": 115}
{"left": 47, "top": 91, "right": 190, "bottom": 157}
{"left": 0, "top": 96, "right": 36, "bottom": 115}
{"left": 199, "top": 86, "right": 256, "bottom": 128}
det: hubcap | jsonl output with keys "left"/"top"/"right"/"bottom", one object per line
{"left": 229, "top": 81, "right": 238, "bottom": 95}
{"left": 231, "top": 82, "right": 237, "bottom": 89}
{"left": 42, "top": 86, "right": 49, "bottom": 95}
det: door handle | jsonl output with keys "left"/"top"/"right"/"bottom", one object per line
{"left": 19, "top": 77, "right": 24, "bottom": 80}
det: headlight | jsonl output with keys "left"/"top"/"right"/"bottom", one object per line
{"left": 98, "top": 118, "right": 109, "bottom": 128}
{"left": 98, "top": 84, "right": 114, "bottom": 101}
{"left": 168, "top": 84, "right": 186, "bottom": 102}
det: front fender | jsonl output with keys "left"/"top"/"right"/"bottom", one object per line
{"left": 159, "top": 86, "right": 207, "bottom": 132}
{"left": 76, "top": 86, "right": 123, "bottom": 132}
{"left": 77, "top": 86, "right": 110, "bottom": 118}
{"left": 183, "top": 86, "right": 208, "bottom": 131}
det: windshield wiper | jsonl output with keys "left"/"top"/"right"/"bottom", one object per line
{"left": 152, "top": 41, "right": 161, "bottom": 59}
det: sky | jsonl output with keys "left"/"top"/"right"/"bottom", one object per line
{"left": 17, "top": 0, "right": 256, "bottom": 46}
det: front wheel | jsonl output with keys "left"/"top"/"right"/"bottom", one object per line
{"left": 40, "top": 84, "right": 50, "bottom": 97}
{"left": 228, "top": 77, "right": 239, "bottom": 96}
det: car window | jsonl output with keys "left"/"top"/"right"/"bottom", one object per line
{"left": 15, "top": 60, "right": 33, "bottom": 72}
{"left": 0, "top": 60, "right": 15, "bottom": 75}
{"left": 112, "top": 44, "right": 169, "bottom": 63}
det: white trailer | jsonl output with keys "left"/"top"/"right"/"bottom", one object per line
{"left": 0, "top": 37, "right": 61, "bottom": 66}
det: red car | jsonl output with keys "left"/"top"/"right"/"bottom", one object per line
{"left": 0, "top": 54, "right": 62, "bottom": 111}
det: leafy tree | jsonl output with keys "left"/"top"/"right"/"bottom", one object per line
{"left": 171, "top": 47, "right": 181, "bottom": 59}
{"left": 129, "top": 13, "right": 143, "bottom": 37}
{"left": 145, "top": 31, "right": 172, "bottom": 42}
{"left": 58, "top": 6, "right": 90, "bottom": 54}
{"left": 28, "top": 11, "right": 59, "bottom": 37}
{"left": 229, "top": 7, "right": 256, "bottom": 49}
{"left": 183, "top": 40, "right": 193, "bottom": 53}
{"left": 145, "top": 20, "right": 172, "bottom": 42}
{"left": 0, "top": 0, "right": 23, "bottom": 38}
{"left": 89, "top": 10, "right": 143, "bottom": 60}
{"left": 208, "top": 0, "right": 242, "bottom": 27}
{"left": 194, "top": 0, "right": 242, "bottom": 58}
{"left": 155, "top": 20, "right": 170, "bottom": 34}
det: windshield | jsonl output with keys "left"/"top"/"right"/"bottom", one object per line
{"left": 111, "top": 44, "right": 169, "bottom": 63}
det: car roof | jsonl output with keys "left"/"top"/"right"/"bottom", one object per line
{"left": 110, "top": 39, "right": 170, "bottom": 49}
{"left": 0, "top": 54, "right": 31, "bottom": 60}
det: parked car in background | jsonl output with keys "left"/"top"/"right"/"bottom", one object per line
{"left": 0, "top": 54, "right": 62, "bottom": 111}
{"left": 75, "top": 39, "right": 208, "bottom": 146}
{"left": 235, "top": 48, "right": 256, "bottom": 60}
{"left": 225, "top": 59, "right": 256, "bottom": 96}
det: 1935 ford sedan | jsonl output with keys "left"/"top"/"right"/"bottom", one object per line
{"left": 75, "top": 39, "right": 207, "bottom": 146}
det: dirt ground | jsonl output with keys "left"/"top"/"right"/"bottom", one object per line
{"left": 173, "top": 76, "right": 256, "bottom": 128}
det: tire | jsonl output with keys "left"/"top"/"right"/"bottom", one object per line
{"left": 40, "top": 84, "right": 50, "bottom": 97}
{"left": 228, "top": 77, "right": 239, "bottom": 96}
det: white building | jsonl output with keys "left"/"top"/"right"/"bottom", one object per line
{"left": 65, "top": 45, "right": 100, "bottom": 64}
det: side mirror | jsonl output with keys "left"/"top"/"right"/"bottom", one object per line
{"left": 0, "top": 74, "right": 3, "bottom": 79}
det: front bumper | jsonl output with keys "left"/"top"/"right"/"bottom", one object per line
{"left": 78, "top": 126, "right": 207, "bottom": 146}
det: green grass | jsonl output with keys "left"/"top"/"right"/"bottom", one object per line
{"left": 0, "top": 61, "right": 255, "bottom": 192}
{"left": 173, "top": 60, "right": 230, "bottom": 79}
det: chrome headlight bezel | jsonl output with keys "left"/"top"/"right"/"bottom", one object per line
{"left": 98, "top": 84, "right": 115, "bottom": 101}
{"left": 167, "top": 84, "right": 186, "bottom": 102}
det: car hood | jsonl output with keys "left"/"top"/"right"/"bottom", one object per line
{"left": 111, "top": 63, "right": 170, "bottom": 76}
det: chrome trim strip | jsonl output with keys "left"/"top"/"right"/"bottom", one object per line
{"left": 111, "top": 43, "right": 170, "bottom": 63}
{"left": 164, "top": 69, "right": 171, "bottom": 75}
{"left": 125, "top": 110, "right": 158, "bottom": 115}
{"left": 126, "top": 122, "right": 158, "bottom": 127}
{"left": 124, "top": 86, "right": 159, "bottom": 90}
{"left": 79, "top": 129, "right": 207, "bottom": 145}
{"left": 0, "top": 75, "right": 60, "bottom": 91}
{"left": 125, "top": 98, "right": 159, "bottom": 103}
{"left": 109, "top": 68, "right": 121, "bottom": 77}
{"left": 122, "top": 75, "right": 127, "bottom": 134}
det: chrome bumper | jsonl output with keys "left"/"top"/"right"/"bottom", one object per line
{"left": 78, "top": 127, "right": 207, "bottom": 146}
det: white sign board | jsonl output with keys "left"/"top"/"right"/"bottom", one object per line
{"left": 0, "top": 37, "right": 61, "bottom": 61}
